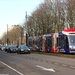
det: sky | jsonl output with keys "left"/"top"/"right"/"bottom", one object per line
{"left": 0, "top": 0, "right": 43, "bottom": 37}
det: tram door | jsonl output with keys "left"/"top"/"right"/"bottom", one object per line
{"left": 46, "top": 37, "right": 52, "bottom": 52}
{"left": 58, "top": 35, "right": 69, "bottom": 53}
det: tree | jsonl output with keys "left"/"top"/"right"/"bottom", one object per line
{"left": 23, "top": 0, "right": 75, "bottom": 36}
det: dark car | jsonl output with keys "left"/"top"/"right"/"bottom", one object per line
{"left": 0, "top": 46, "right": 5, "bottom": 51}
{"left": 4, "top": 46, "right": 8, "bottom": 52}
{"left": 17, "top": 45, "right": 31, "bottom": 54}
{"left": 7, "top": 45, "right": 17, "bottom": 53}
{"left": 0, "top": 46, "right": 2, "bottom": 51}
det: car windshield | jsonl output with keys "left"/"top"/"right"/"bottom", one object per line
{"left": 10, "top": 46, "right": 16, "bottom": 49}
{"left": 69, "top": 35, "right": 75, "bottom": 45}
{"left": 21, "top": 46, "right": 29, "bottom": 49}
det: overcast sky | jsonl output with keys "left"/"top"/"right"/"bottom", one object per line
{"left": 0, "top": 0, "right": 43, "bottom": 37}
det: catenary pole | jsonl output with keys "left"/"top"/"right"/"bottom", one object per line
{"left": 25, "top": 11, "right": 28, "bottom": 46}
{"left": 7, "top": 24, "right": 8, "bottom": 45}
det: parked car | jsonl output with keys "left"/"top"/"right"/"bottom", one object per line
{"left": 0, "top": 46, "right": 2, "bottom": 51}
{"left": 17, "top": 45, "right": 31, "bottom": 54}
{"left": 4, "top": 46, "right": 9, "bottom": 52}
{"left": 0, "top": 46, "right": 5, "bottom": 51}
{"left": 7, "top": 45, "right": 17, "bottom": 53}
{"left": 28, "top": 46, "right": 33, "bottom": 50}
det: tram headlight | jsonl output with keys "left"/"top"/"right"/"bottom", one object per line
{"left": 69, "top": 46, "right": 73, "bottom": 50}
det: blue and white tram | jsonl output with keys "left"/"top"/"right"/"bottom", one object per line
{"left": 58, "top": 28, "right": 75, "bottom": 53}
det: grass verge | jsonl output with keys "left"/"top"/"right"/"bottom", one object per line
{"left": 31, "top": 51, "right": 75, "bottom": 59}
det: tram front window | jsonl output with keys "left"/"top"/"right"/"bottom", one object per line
{"left": 69, "top": 35, "right": 75, "bottom": 45}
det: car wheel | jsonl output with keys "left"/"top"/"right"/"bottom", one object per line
{"left": 9, "top": 50, "right": 11, "bottom": 53}
{"left": 17, "top": 50, "right": 19, "bottom": 54}
{"left": 6, "top": 50, "right": 9, "bottom": 53}
{"left": 28, "top": 51, "right": 31, "bottom": 54}
{"left": 17, "top": 50, "right": 21, "bottom": 54}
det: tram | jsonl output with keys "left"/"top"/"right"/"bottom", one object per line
{"left": 28, "top": 34, "right": 52, "bottom": 52}
{"left": 28, "top": 28, "right": 75, "bottom": 53}
{"left": 52, "top": 28, "right": 75, "bottom": 53}
{"left": 28, "top": 36, "right": 42, "bottom": 51}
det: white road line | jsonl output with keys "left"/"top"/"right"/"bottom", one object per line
{"left": 0, "top": 61, "right": 24, "bottom": 75}
{"left": 54, "top": 63, "right": 58, "bottom": 65}
{"left": 70, "top": 66, "right": 75, "bottom": 69}
{"left": 62, "top": 64, "right": 67, "bottom": 67}
{"left": 36, "top": 65, "right": 55, "bottom": 72}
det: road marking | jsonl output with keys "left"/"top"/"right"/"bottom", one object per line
{"left": 62, "top": 64, "right": 67, "bottom": 67}
{"left": 48, "top": 61, "right": 52, "bottom": 64}
{"left": 0, "top": 61, "right": 24, "bottom": 75}
{"left": 36, "top": 65, "right": 55, "bottom": 72}
{"left": 54, "top": 63, "right": 58, "bottom": 65}
{"left": 70, "top": 66, "right": 75, "bottom": 69}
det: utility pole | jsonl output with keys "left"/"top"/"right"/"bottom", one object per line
{"left": 7, "top": 24, "right": 8, "bottom": 45}
{"left": 25, "top": 11, "right": 28, "bottom": 46}
{"left": 21, "top": 27, "right": 23, "bottom": 45}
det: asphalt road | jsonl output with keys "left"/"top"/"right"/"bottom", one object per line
{"left": 0, "top": 50, "right": 75, "bottom": 75}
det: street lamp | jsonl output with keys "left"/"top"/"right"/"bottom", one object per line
{"left": 25, "top": 11, "right": 28, "bottom": 46}
{"left": 7, "top": 24, "right": 9, "bottom": 45}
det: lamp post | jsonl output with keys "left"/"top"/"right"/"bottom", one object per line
{"left": 7, "top": 24, "right": 9, "bottom": 45}
{"left": 25, "top": 11, "right": 28, "bottom": 46}
{"left": 21, "top": 27, "right": 23, "bottom": 45}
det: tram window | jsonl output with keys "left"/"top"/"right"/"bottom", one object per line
{"left": 28, "top": 40, "right": 32, "bottom": 46}
{"left": 58, "top": 38, "right": 64, "bottom": 47}
{"left": 29, "top": 41, "right": 30, "bottom": 45}
{"left": 39, "top": 41, "right": 42, "bottom": 46}
{"left": 36, "top": 40, "right": 39, "bottom": 46}
{"left": 64, "top": 37, "right": 68, "bottom": 45}
{"left": 46, "top": 38, "right": 52, "bottom": 47}
{"left": 33, "top": 40, "right": 35, "bottom": 44}
{"left": 35, "top": 40, "right": 38, "bottom": 46}
{"left": 57, "top": 38, "right": 59, "bottom": 46}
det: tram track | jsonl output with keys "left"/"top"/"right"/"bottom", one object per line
{"left": 17, "top": 54, "right": 75, "bottom": 70}
{"left": 31, "top": 51, "right": 75, "bottom": 59}
{"left": 0, "top": 51, "right": 75, "bottom": 70}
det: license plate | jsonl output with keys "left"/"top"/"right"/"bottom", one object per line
{"left": 25, "top": 51, "right": 28, "bottom": 52}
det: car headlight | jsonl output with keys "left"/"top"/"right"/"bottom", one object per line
{"left": 28, "top": 49, "right": 30, "bottom": 51}
{"left": 21, "top": 49, "right": 24, "bottom": 51}
{"left": 69, "top": 46, "right": 73, "bottom": 50}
